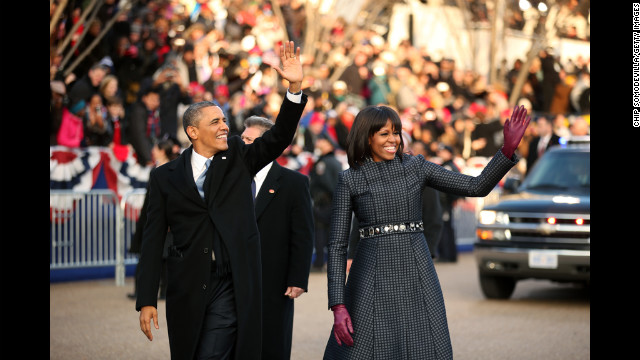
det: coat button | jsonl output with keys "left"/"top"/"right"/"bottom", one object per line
{"left": 203, "top": 248, "right": 208, "bottom": 253}
{"left": 202, "top": 284, "right": 207, "bottom": 290}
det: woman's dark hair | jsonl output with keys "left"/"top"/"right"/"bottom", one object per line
{"left": 156, "top": 138, "right": 179, "bottom": 161}
{"left": 345, "top": 105, "right": 404, "bottom": 168}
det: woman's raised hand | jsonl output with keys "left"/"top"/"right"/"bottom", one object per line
{"left": 501, "top": 105, "right": 531, "bottom": 159}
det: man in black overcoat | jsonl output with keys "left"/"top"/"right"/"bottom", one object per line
{"left": 435, "top": 144, "right": 463, "bottom": 262}
{"left": 526, "top": 115, "right": 561, "bottom": 176}
{"left": 309, "top": 134, "right": 344, "bottom": 271}
{"left": 136, "top": 41, "right": 306, "bottom": 360}
{"left": 241, "top": 116, "right": 314, "bottom": 359}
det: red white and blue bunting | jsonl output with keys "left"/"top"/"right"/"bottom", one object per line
{"left": 50, "top": 146, "right": 152, "bottom": 221}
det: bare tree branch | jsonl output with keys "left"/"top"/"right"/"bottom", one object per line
{"left": 508, "top": 0, "right": 559, "bottom": 107}
{"left": 56, "top": 0, "right": 103, "bottom": 57}
{"left": 50, "top": 0, "right": 69, "bottom": 37}
{"left": 63, "top": 0, "right": 137, "bottom": 77}
{"left": 59, "top": 0, "right": 105, "bottom": 71}
{"left": 267, "top": 0, "right": 290, "bottom": 44}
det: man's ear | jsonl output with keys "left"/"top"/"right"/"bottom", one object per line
{"left": 187, "top": 126, "right": 198, "bottom": 140}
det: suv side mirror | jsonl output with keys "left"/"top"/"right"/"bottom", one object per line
{"left": 502, "top": 177, "right": 521, "bottom": 194}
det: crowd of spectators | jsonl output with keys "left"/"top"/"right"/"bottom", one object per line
{"left": 471, "top": 0, "right": 589, "bottom": 41}
{"left": 50, "top": 0, "right": 590, "bottom": 176}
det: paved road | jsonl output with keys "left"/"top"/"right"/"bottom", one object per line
{"left": 50, "top": 252, "right": 590, "bottom": 359}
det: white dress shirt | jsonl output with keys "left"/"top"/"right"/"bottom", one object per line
{"left": 253, "top": 162, "right": 273, "bottom": 198}
{"left": 286, "top": 89, "right": 303, "bottom": 104}
{"left": 537, "top": 134, "right": 551, "bottom": 156}
{"left": 191, "top": 150, "right": 213, "bottom": 183}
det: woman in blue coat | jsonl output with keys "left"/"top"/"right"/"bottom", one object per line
{"left": 324, "top": 105, "right": 529, "bottom": 359}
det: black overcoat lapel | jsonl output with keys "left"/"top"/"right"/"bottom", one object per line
{"left": 168, "top": 147, "right": 206, "bottom": 207}
{"left": 203, "top": 149, "right": 231, "bottom": 205}
{"left": 254, "top": 162, "right": 282, "bottom": 219}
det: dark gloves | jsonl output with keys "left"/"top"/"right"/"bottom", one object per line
{"left": 501, "top": 105, "right": 531, "bottom": 159}
{"left": 331, "top": 304, "right": 354, "bottom": 346}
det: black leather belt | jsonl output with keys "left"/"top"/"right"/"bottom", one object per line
{"left": 359, "top": 221, "right": 424, "bottom": 239}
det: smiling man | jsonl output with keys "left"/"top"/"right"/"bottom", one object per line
{"left": 135, "top": 41, "right": 307, "bottom": 360}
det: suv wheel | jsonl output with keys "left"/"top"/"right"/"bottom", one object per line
{"left": 479, "top": 274, "right": 516, "bottom": 299}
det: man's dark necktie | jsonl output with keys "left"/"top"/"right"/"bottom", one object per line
{"left": 196, "top": 159, "right": 212, "bottom": 200}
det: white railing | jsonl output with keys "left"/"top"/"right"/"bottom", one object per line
{"left": 50, "top": 189, "right": 147, "bottom": 285}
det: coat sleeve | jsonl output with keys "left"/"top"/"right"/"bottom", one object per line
{"left": 327, "top": 171, "right": 352, "bottom": 308}
{"left": 243, "top": 94, "right": 308, "bottom": 175}
{"left": 422, "top": 150, "right": 518, "bottom": 197}
{"left": 135, "top": 168, "right": 167, "bottom": 311}
{"left": 285, "top": 174, "right": 314, "bottom": 291}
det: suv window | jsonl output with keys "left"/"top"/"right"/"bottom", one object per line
{"left": 521, "top": 151, "right": 590, "bottom": 194}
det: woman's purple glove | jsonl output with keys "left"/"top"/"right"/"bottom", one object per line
{"left": 331, "top": 304, "right": 354, "bottom": 346}
{"left": 501, "top": 105, "right": 531, "bottom": 159}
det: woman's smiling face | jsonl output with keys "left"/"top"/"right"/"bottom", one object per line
{"left": 369, "top": 119, "right": 400, "bottom": 162}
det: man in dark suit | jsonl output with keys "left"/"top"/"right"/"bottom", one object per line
{"left": 435, "top": 144, "right": 463, "bottom": 262}
{"left": 241, "top": 115, "right": 314, "bottom": 359}
{"left": 127, "top": 86, "right": 161, "bottom": 166}
{"left": 526, "top": 115, "right": 561, "bottom": 176}
{"left": 136, "top": 41, "right": 307, "bottom": 360}
{"left": 309, "top": 133, "right": 343, "bottom": 272}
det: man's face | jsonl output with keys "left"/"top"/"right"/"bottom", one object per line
{"left": 143, "top": 92, "right": 160, "bottom": 111}
{"left": 437, "top": 149, "right": 452, "bottom": 161}
{"left": 241, "top": 126, "right": 263, "bottom": 144}
{"left": 90, "top": 67, "right": 107, "bottom": 86}
{"left": 191, "top": 106, "right": 229, "bottom": 155}
{"left": 537, "top": 118, "right": 551, "bottom": 136}
{"left": 411, "top": 142, "right": 427, "bottom": 157}
{"left": 89, "top": 94, "right": 102, "bottom": 108}
{"left": 315, "top": 138, "right": 334, "bottom": 155}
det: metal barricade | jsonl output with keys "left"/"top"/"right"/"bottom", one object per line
{"left": 452, "top": 156, "right": 503, "bottom": 249}
{"left": 119, "top": 189, "right": 148, "bottom": 284}
{"left": 50, "top": 189, "right": 123, "bottom": 284}
{"left": 50, "top": 189, "right": 148, "bottom": 286}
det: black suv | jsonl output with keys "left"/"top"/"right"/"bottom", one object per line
{"left": 473, "top": 138, "right": 590, "bottom": 299}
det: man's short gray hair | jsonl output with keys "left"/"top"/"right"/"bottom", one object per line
{"left": 243, "top": 116, "right": 274, "bottom": 136}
